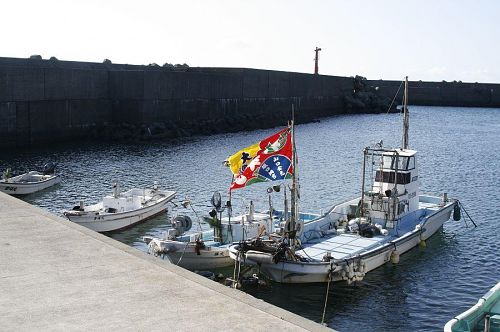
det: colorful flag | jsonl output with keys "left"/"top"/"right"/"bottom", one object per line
{"left": 228, "top": 127, "right": 293, "bottom": 190}
{"left": 225, "top": 142, "right": 261, "bottom": 175}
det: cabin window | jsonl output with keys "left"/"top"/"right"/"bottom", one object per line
{"left": 394, "top": 156, "right": 408, "bottom": 171}
{"left": 382, "top": 156, "right": 393, "bottom": 169}
{"left": 375, "top": 171, "right": 411, "bottom": 184}
{"left": 382, "top": 155, "right": 410, "bottom": 171}
{"left": 407, "top": 156, "right": 415, "bottom": 170}
{"left": 398, "top": 202, "right": 406, "bottom": 214}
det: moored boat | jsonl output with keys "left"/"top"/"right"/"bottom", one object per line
{"left": 0, "top": 163, "right": 60, "bottom": 195}
{"left": 143, "top": 125, "right": 297, "bottom": 270}
{"left": 445, "top": 282, "right": 500, "bottom": 332}
{"left": 143, "top": 205, "right": 274, "bottom": 270}
{"left": 229, "top": 77, "right": 462, "bottom": 284}
{"left": 63, "top": 182, "right": 175, "bottom": 232}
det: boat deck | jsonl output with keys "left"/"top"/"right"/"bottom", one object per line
{"left": 298, "top": 233, "right": 387, "bottom": 260}
{"left": 419, "top": 201, "right": 441, "bottom": 211}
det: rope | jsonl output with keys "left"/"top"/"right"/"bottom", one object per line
{"left": 293, "top": 240, "right": 316, "bottom": 262}
{"left": 458, "top": 200, "right": 477, "bottom": 227}
{"left": 232, "top": 250, "right": 240, "bottom": 288}
{"left": 176, "top": 241, "right": 190, "bottom": 265}
{"left": 321, "top": 264, "right": 334, "bottom": 325}
{"left": 386, "top": 80, "right": 404, "bottom": 114}
{"left": 236, "top": 252, "right": 243, "bottom": 287}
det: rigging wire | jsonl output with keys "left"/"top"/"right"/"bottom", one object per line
{"left": 385, "top": 80, "right": 405, "bottom": 114}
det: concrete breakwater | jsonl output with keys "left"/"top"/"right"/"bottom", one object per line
{"left": 1, "top": 56, "right": 499, "bottom": 149}
{"left": 0, "top": 57, "right": 357, "bottom": 148}
{"left": 0, "top": 191, "right": 330, "bottom": 331}
{"left": 368, "top": 79, "right": 500, "bottom": 108}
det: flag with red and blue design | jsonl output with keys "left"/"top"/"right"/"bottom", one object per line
{"left": 230, "top": 127, "right": 293, "bottom": 190}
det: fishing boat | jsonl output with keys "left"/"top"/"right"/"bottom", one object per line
{"left": 229, "top": 77, "right": 462, "bottom": 284}
{"left": 444, "top": 282, "right": 500, "bottom": 332}
{"left": 143, "top": 200, "right": 274, "bottom": 270}
{"left": 0, "top": 163, "right": 60, "bottom": 195}
{"left": 63, "top": 182, "right": 175, "bottom": 232}
{"left": 143, "top": 125, "right": 297, "bottom": 270}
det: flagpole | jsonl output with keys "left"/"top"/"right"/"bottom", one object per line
{"left": 290, "top": 104, "right": 298, "bottom": 250}
{"left": 227, "top": 174, "right": 233, "bottom": 242}
{"left": 228, "top": 175, "right": 233, "bottom": 223}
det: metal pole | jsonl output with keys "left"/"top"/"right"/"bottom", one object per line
{"left": 290, "top": 104, "right": 297, "bottom": 248}
{"left": 393, "top": 152, "right": 399, "bottom": 221}
{"left": 402, "top": 76, "right": 409, "bottom": 149}
{"left": 360, "top": 148, "right": 367, "bottom": 217}
{"left": 284, "top": 185, "right": 288, "bottom": 221}
{"left": 268, "top": 192, "right": 272, "bottom": 220}
{"left": 314, "top": 47, "right": 322, "bottom": 74}
{"left": 228, "top": 175, "right": 233, "bottom": 224}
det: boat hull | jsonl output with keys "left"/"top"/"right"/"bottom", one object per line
{"left": 445, "top": 282, "right": 500, "bottom": 332}
{"left": 165, "top": 249, "right": 232, "bottom": 270}
{"left": 230, "top": 200, "right": 456, "bottom": 283}
{"left": 147, "top": 238, "right": 233, "bottom": 269}
{"left": 64, "top": 194, "right": 174, "bottom": 232}
{"left": 0, "top": 174, "right": 61, "bottom": 195}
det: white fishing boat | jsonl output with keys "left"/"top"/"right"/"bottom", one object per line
{"left": 0, "top": 163, "right": 61, "bottom": 195}
{"left": 143, "top": 126, "right": 296, "bottom": 270}
{"left": 229, "top": 77, "right": 462, "bottom": 284}
{"left": 143, "top": 201, "right": 274, "bottom": 270}
{"left": 63, "top": 182, "right": 176, "bottom": 232}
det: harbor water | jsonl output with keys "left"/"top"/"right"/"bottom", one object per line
{"left": 2, "top": 106, "right": 499, "bottom": 331}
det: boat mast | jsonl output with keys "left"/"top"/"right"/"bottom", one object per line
{"left": 290, "top": 104, "right": 298, "bottom": 249}
{"left": 360, "top": 148, "right": 367, "bottom": 217}
{"left": 402, "top": 76, "right": 409, "bottom": 150}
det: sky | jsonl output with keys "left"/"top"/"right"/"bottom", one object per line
{"left": 1, "top": 0, "right": 499, "bottom": 82}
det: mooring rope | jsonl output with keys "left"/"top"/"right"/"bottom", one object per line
{"left": 176, "top": 241, "right": 190, "bottom": 265}
{"left": 458, "top": 200, "right": 477, "bottom": 228}
{"left": 321, "top": 263, "right": 334, "bottom": 325}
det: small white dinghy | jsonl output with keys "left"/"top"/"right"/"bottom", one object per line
{"left": 0, "top": 163, "right": 61, "bottom": 195}
{"left": 63, "top": 182, "right": 176, "bottom": 232}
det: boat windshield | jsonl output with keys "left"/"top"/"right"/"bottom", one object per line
{"left": 381, "top": 155, "right": 414, "bottom": 171}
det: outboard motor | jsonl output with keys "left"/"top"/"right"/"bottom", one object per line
{"left": 42, "top": 162, "right": 56, "bottom": 175}
{"left": 167, "top": 215, "right": 193, "bottom": 239}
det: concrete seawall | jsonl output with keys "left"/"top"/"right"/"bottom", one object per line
{"left": 0, "top": 191, "right": 332, "bottom": 331}
{"left": 367, "top": 79, "right": 500, "bottom": 108}
{"left": 1, "top": 56, "right": 499, "bottom": 149}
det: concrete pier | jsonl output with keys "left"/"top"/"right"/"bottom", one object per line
{"left": 0, "top": 192, "right": 331, "bottom": 331}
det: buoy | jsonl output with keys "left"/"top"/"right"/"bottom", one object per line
{"left": 390, "top": 250, "right": 400, "bottom": 264}
{"left": 453, "top": 203, "right": 461, "bottom": 221}
{"left": 419, "top": 239, "right": 427, "bottom": 248}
